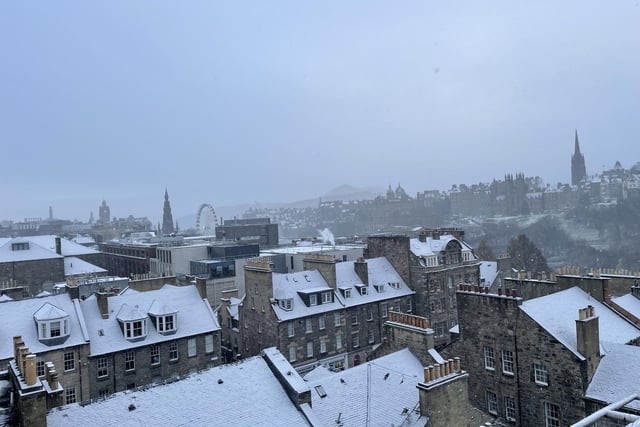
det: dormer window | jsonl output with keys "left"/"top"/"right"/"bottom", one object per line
{"left": 148, "top": 299, "right": 178, "bottom": 335}
{"left": 321, "top": 292, "right": 332, "bottom": 304}
{"left": 279, "top": 299, "right": 293, "bottom": 311}
{"left": 117, "top": 304, "right": 148, "bottom": 341}
{"left": 355, "top": 285, "right": 368, "bottom": 296}
{"left": 388, "top": 282, "right": 401, "bottom": 289}
{"left": 12, "top": 242, "right": 29, "bottom": 251}
{"left": 309, "top": 294, "right": 318, "bottom": 306}
{"left": 374, "top": 284, "right": 384, "bottom": 293}
{"left": 339, "top": 288, "right": 351, "bottom": 298}
{"left": 34, "top": 303, "right": 71, "bottom": 344}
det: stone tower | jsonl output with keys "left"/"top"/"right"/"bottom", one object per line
{"left": 98, "top": 200, "right": 110, "bottom": 224}
{"left": 571, "top": 130, "right": 587, "bottom": 186}
{"left": 162, "top": 188, "right": 175, "bottom": 235}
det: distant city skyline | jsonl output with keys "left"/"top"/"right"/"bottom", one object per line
{"left": 2, "top": 1, "right": 639, "bottom": 223}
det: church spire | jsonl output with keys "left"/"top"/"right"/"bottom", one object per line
{"left": 574, "top": 129, "right": 581, "bottom": 155}
{"left": 162, "top": 188, "right": 175, "bottom": 235}
{"left": 571, "top": 130, "right": 587, "bottom": 186}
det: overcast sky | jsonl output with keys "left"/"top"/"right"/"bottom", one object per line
{"left": 1, "top": 1, "right": 639, "bottom": 223}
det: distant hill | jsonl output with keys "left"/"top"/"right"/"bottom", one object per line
{"left": 321, "top": 184, "right": 384, "bottom": 202}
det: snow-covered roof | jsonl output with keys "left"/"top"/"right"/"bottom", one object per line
{"left": 409, "top": 235, "right": 474, "bottom": 257}
{"left": 24, "top": 235, "right": 100, "bottom": 257}
{"left": 47, "top": 355, "right": 309, "bottom": 427}
{"left": 272, "top": 270, "right": 342, "bottom": 321}
{"left": 611, "top": 294, "right": 640, "bottom": 318}
{"left": 520, "top": 287, "right": 640, "bottom": 359}
{"left": 263, "top": 244, "right": 365, "bottom": 255}
{"left": 81, "top": 285, "right": 220, "bottom": 356}
{"left": 64, "top": 256, "right": 107, "bottom": 277}
{"left": 334, "top": 257, "right": 414, "bottom": 308}
{"left": 0, "top": 294, "right": 89, "bottom": 361}
{"left": 0, "top": 238, "right": 62, "bottom": 262}
{"left": 585, "top": 343, "right": 640, "bottom": 410}
{"left": 227, "top": 297, "right": 243, "bottom": 320}
{"left": 480, "top": 261, "right": 498, "bottom": 287}
{"left": 304, "top": 348, "right": 426, "bottom": 426}
{"left": 33, "top": 302, "right": 69, "bottom": 321}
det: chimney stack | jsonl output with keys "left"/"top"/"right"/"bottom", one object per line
{"left": 55, "top": 236, "right": 62, "bottom": 255}
{"left": 354, "top": 257, "right": 368, "bottom": 285}
{"left": 576, "top": 306, "right": 601, "bottom": 382}
{"left": 25, "top": 354, "right": 37, "bottom": 386}
{"left": 303, "top": 253, "right": 337, "bottom": 289}
{"left": 96, "top": 292, "right": 109, "bottom": 319}
{"left": 418, "top": 230, "right": 427, "bottom": 243}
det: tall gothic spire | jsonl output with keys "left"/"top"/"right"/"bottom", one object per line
{"left": 574, "top": 129, "right": 581, "bottom": 154}
{"left": 571, "top": 130, "right": 587, "bottom": 186}
{"left": 162, "top": 188, "right": 175, "bottom": 235}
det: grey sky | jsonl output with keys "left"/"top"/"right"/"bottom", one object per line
{"left": 1, "top": 1, "right": 639, "bottom": 223}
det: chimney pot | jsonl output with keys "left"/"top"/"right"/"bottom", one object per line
{"left": 424, "top": 367, "right": 431, "bottom": 382}
{"left": 25, "top": 354, "right": 37, "bottom": 386}
{"left": 454, "top": 357, "right": 461, "bottom": 372}
{"left": 511, "top": 289, "right": 517, "bottom": 298}
{"left": 498, "top": 288, "right": 503, "bottom": 296}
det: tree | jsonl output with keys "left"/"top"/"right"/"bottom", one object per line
{"left": 506, "top": 234, "right": 549, "bottom": 274}
{"left": 474, "top": 240, "right": 496, "bottom": 261}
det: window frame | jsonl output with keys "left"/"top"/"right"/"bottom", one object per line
{"left": 321, "top": 292, "right": 332, "bottom": 304}
{"left": 319, "top": 315, "right": 326, "bottom": 330}
{"left": 502, "top": 350, "right": 514, "bottom": 375}
{"left": 64, "top": 351, "right": 75, "bottom": 372}
{"left": 309, "top": 294, "right": 318, "bottom": 306}
{"left": 65, "top": 386, "right": 77, "bottom": 404}
{"left": 188, "top": 338, "right": 197, "bottom": 357}
{"left": 306, "top": 342, "right": 313, "bottom": 358}
{"left": 169, "top": 342, "right": 179, "bottom": 361}
{"left": 505, "top": 396, "right": 517, "bottom": 422}
{"left": 305, "top": 318, "right": 313, "bottom": 333}
{"left": 483, "top": 346, "right": 495, "bottom": 371}
{"left": 534, "top": 363, "right": 549, "bottom": 386}
{"left": 486, "top": 390, "right": 498, "bottom": 415}
{"left": 544, "top": 402, "right": 560, "bottom": 427}
{"left": 150, "top": 344, "right": 160, "bottom": 365}
{"left": 97, "top": 357, "right": 108, "bottom": 378}
{"left": 205, "top": 334, "right": 214, "bottom": 354}
{"left": 287, "top": 322, "right": 295, "bottom": 337}
{"left": 124, "top": 350, "right": 135, "bottom": 371}
{"left": 351, "top": 332, "right": 360, "bottom": 348}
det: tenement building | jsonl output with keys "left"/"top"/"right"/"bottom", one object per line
{"left": 239, "top": 253, "right": 414, "bottom": 373}
{"left": 456, "top": 284, "right": 640, "bottom": 426}
{"left": 367, "top": 228, "right": 480, "bottom": 346}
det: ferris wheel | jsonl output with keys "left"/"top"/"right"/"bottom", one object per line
{"left": 196, "top": 203, "right": 217, "bottom": 235}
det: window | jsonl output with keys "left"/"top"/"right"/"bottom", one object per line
{"left": 36, "top": 358, "right": 45, "bottom": 377}
{"left": 320, "top": 339, "right": 327, "bottom": 354}
{"left": 358, "top": 286, "right": 368, "bottom": 295}
{"left": 407, "top": 299, "right": 413, "bottom": 313}
{"left": 307, "top": 342, "right": 313, "bottom": 358}
{"left": 352, "top": 332, "right": 360, "bottom": 348}
{"left": 544, "top": 402, "right": 560, "bottom": 427}
{"left": 322, "top": 292, "right": 332, "bottom": 304}
{"left": 334, "top": 312, "right": 342, "bottom": 327}
{"left": 351, "top": 311, "right": 359, "bottom": 326}
{"left": 205, "top": 334, "right": 214, "bottom": 354}
{"left": 534, "top": 363, "right": 548, "bottom": 386}
{"left": 65, "top": 386, "right": 77, "bottom": 404}
{"left": 306, "top": 318, "right": 313, "bottom": 333}
{"left": 487, "top": 391, "right": 497, "bottom": 415}
{"left": 319, "top": 316, "right": 326, "bottom": 330}
{"left": 505, "top": 397, "right": 516, "bottom": 422}
{"left": 64, "top": 351, "right": 75, "bottom": 371}
{"left": 169, "top": 342, "right": 179, "bottom": 361}
{"left": 280, "top": 299, "right": 293, "bottom": 311}
{"left": 125, "top": 351, "right": 135, "bottom": 371}
{"left": 123, "top": 320, "right": 146, "bottom": 339}
{"left": 343, "top": 289, "right": 351, "bottom": 298}
{"left": 99, "top": 389, "right": 109, "bottom": 399}
{"left": 336, "top": 334, "right": 342, "bottom": 349}
{"left": 368, "top": 329, "right": 375, "bottom": 344}
{"left": 11, "top": 242, "right": 29, "bottom": 251}
{"left": 150, "top": 345, "right": 160, "bottom": 365}
{"left": 97, "top": 357, "right": 108, "bottom": 378}
{"left": 381, "top": 303, "right": 388, "bottom": 318}
{"left": 289, "top": 347, "right": 296, "bottom": 362}
{"left": 366, "top": 307, "right": 373, "bottom": 321}
{"left": 188, "top": 338, "right": 197, "bottom": 357}
{"left": 157, "top": 315, "right": 177, "bottom": 333}
{"left": 502, "top": 350, "right": 514, "bottom": 375}
{"left": 288, "top": 322, "right": 295, "bottom": 337}
{"left": 315, "top": 384, "right": 327, "bottom": 398}
{"left": 483, "top": 346, "right": 495, "bottom": 371}
{"left": 50, "top": 321, "right": 61, "bottom": 337}
{"left": 309, "top": 294, "right": 317, "bottom": 306}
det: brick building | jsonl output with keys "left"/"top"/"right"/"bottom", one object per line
{"left": 239, "top": 253, "right": 414, "bottom": 373}
{"left": 367, "top": 229, "right": 480, "bottom": 346}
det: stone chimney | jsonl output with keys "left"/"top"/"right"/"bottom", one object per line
{"left": 55, "top": 236, "right": 62, "bottom": 255}
{"left": 576, "top": 305, "right": 601, "bottom": 382}
{"left": 418, "top": 230, "right": 428, "bottom": 243}
{"left": 194, "top": 276, "right": 207, "bottom": 300}
{"left": 25, "top": 354, "right": 37, "bottom": 386}
{"left": 96, "top": 292, "right": 109, "bottom": 319}
{"left": 354, "top": 257, "right": 368, "bottom": 285}
{"left": 302, "top": 253, "right": 337, "bottom": 289}
{"left": 417, "top": 357, "right": 469, "bottom": 427}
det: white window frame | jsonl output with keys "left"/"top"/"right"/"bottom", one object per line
{"left": 306, "top": 342, "right": 313, "bottom": 358}
{"left": 124, "top": 319, "right": 146, "bottom": 339}
{"left": 188, "top": 338, "right": 197, "bottom": 357}
{"left": 281, "top": 299, "right": 293, "bottom": 311}
{"left": 381, "top": 303, "right": 388, "bottom": 318}
{"left": 487, "top": 390, "right": 498, "bottom": 415}
{"left": 334, "top": 312, "right": 341, "bottom": 327}
{"left": 534, "top": 363, "right": 548, "bottom": 386}
{"left": 351, "top": 311, "right": 359, "bottom": 326}
{"left": 289, "top": 347, "right": 296, "bottom": 362}
{"left": 352, "top": 332, "right": 360, "bottom": 348}
{"left": 368, "top": 329, "right": 375, "bottom": 344}
{"left": 124, "top": 351, "right": 135, "bottom": 371}
{"left": 64, "top": 351, "right": 75, "bottom": 372}
{"left": 97, "top": 357, "right": 108, "bottom": 378}
{"left": 505, "top": 396, "right": 516, "bottom": 422}
{"left": 319, "top": 315, "right": 326, "bottom": 330}
{"left": 157, "top": 314, "right": 177, "bottom": 333}
{"left": 169, "top": 342, "right": 179, "bottom": 361}
{"left": 336, "top": 334, "right": 342, "bottom": 350}
{"left": 320, "top": 339, "right": 327, "bottom": 354}
{"left": 321, "top": 292, "right": 332, "bottom": 304}
{"left": 205, "top": 334, "right": 214, "bottom": 354}
{"left": 544, "top": 402, "right": 560, "bottom": 427}
{"left": 150, "top": 344, "right": 160, "bottom": 365}
{"left": 502, "top": 350, "right": 514, "bottom": 375}
{"left": 305, "top": 318, "right": 313, "bottom": 334}
{"left": 309, "top": 294, "right": 317, "bottom": 306}
{"left": 483, "top": 346, "right": 495, "bottom": 371}
{"left": 288, "top": 322, "right": 295, "bottom": 337}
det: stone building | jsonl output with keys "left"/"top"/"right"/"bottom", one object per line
{"left": 239, "top": 253, "right": 414, "bottom": 373}
{"left": 456, "top": 284, "right": 640, "bottom": 426}
{"left": 367, "top": 229, "right": 480, "bottom": 347}
{"left": 79, "top": 284, "right": 221, "bottom": 399}
{"left": 216, "top": 217, "right": 279, "bottom": 248}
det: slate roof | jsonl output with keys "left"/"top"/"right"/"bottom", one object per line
{"left": 303, "top": 348, "right": 427, "bottom": 426}
{"left": 80, "top": 285, "right": 220, "bottom": 356}
{"left": 409, "top": 235, "right": 474, "bottom": 257}
{"left": 64, "top": 256, "right": 106, "bottom": 276}
{"left": 520, "top": 287, "right": 640, "bottom": 359}
{"left": 47, "top": 355, "right": 309, "bottom": 427}
{"left": 612, "top": 293, "right": 640, "bottom": 318}
{"left": 585, "top": 343, "right": 640, "bottom": 411}
{"left": 0, "top": 294, "right": 89, "bottom": 360}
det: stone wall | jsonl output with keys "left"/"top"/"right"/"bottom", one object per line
{"left": 366, "top": 235, "right": 411, "bottom": 285}
{"left": 0, "top": 258, "right": 65, "bottom": 296}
